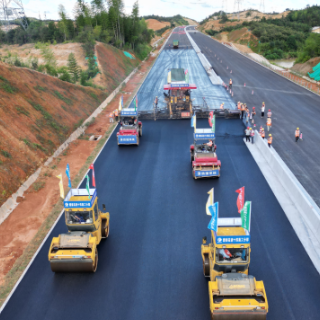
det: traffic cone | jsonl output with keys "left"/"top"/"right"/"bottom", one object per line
{"left": 244, "top": 83, "right": 246, "bottom": 87}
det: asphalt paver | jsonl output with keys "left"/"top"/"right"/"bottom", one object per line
{"left": 1, "top": 119, "right": 320, "bottom": 320}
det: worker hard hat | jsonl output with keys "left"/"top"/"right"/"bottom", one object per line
{"left": 247, "top": 127, "right": 249, "bottom": 129}
{"left": 250, "top": 127, "right": 252, "bottom": 130}
{"left": 253, "top": 106, "right": 255, "bottom": 109}
{"left": 263, "top": 102, "right": 265, "bottom": 104}
{"left": 269, "top": 134, "right": 272, "bottom": 136}
{"left": 262, "top": 128, "right": 264, "bottom": 130}
{"left": 297, "top": 127, "right": 299, "bottom": 129}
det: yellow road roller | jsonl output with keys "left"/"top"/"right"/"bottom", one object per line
{"left": 48, "top": 188, "right": 109, "bottom": 272}
{"left": 201, "top": 217, "right": 268, "bottom": 319}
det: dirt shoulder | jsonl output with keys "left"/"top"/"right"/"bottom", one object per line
{"left": 146, "top": 19, "right": 170, "bottom": 31}
{"left": 0, "top": 34, "right": 169, "bottom": 306}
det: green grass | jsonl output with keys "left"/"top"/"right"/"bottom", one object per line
{"left": 15, "top": 106, "right": 30, "bottom": 117}
{"left": 53, "top": 91, "right": 73, "bottom": 106}
{"left": 0, "top": 150, "right": 11, "bottom": 158}
{"left": 34, "top": 85, "right": 47, "bottom": 92}
{"left": 33, "top": 181, "right": 45, "bottom": 191}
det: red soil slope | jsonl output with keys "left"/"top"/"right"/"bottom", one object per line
{"left": 0, "top": 63, "right": 107, "bottom": 205}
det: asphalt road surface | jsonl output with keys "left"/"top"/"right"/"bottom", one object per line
{"left": 1, "top": 119, "right": 320, "bottom": 320}
{"left": 187, "top": 28, "right": 320, "bottom": 207}
{"left": 130, "top": 28, "right": 234, "bottom": 111}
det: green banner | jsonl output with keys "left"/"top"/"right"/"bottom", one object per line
{"left": 211, "top": 115, "right": 215, "bottom": 133}
{"left": 240, "top": 201, "right": 251, "bottom": 231}
{"left": 85, "top": 175, "right": 91, "bottom": 200}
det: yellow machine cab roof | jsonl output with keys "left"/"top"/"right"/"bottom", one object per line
{"left": 64, "top": 188, "right": 97, "bottom": 210}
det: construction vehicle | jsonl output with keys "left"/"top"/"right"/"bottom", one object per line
{"left": 48, "top": 188, "right": 110, "bottom": 272}
{"left": 173, "top": 40, "right": 179, "bottom": 48}
{"left": 201, "top": 217, "right": 268, "bottom": 319}
{"left": 190, "top": 128, "right": 221, "bottom": 179}
{"left": 163, "top": 68, "right": 197, "bottom": 118}
{"left": 116, "top": 108, "right": 142, "bottom": 145}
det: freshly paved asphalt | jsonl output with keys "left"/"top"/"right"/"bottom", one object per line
{"left": 187, "top": 28, "right": 320, "bottom": 207}
{"left": 1, "top": 119, "right": 320, "bottom": 320}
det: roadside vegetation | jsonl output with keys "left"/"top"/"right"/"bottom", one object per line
{"left": 202, "top": 5, "right": 320, "bottom": 62}
{"left": 0, "top": 0, "right": 153, "bottom": 86}
{"left": 143, "top": 14, "right": 189, "bottom": 27}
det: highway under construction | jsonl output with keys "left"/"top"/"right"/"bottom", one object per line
{"left": 1, "top": 27, "right": 320, "bottom": 320}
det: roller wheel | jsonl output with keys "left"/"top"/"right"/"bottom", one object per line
{"left": 192, "top": 170, "right": 196, "bottom": 179}
{"left": 139, "top": 126, "right": 142, "bottom": 137}
{"left": 136, "top": 135, "right": 140, "bottom": 146}
{"left": 92, "top": 248, "right": 98, "bottom": 272}
{"left": 190, "top": 152, "right": 194, "bottom": 163}
{"left": 203, "top": 255, "right": 210, "bottom": 277}
{"left": 101, "top": 219, "right": 109, "bottom": 238}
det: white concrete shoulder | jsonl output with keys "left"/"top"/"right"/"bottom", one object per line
{"left": 245, "top": 132, "right": 320, "bottom": 274}
{"left": 185, "top": 27, "right": 223, "bottom": 85}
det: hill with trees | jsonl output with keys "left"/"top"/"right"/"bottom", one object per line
{"left": 201, "top": 5, "right": 320, "bottom": 62}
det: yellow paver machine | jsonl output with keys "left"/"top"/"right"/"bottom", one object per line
{"left": 202, "top": 202, "right": 268, "bottom": 319}
{"left": 48, "top": 188, "right": 110, "bottom": 272}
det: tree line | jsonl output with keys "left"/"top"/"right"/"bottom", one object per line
{"left": 0, "top": 0, "right": 154, "bottom": 60}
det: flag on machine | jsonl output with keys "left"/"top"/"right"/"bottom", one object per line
{"left": 211, "top": 115, "right": 215, "bottom": 133}
{"left": 185, "top": 69, "right": 189, "bottom": 83}
{"left": 206, "top": 188, "right": 214, "bottom": 216}
{"left": 89, "top": 163, "right": 96, "bottom": 187}
{"left": 85, "top": 175, "right": 91, "bottom": 200}
{"left": 56, "top": 174, "right": 64, "bottom": 199}
{"left": 240, "top": 201, "right": 251, "bottom": 232}
{"left": 236, "top": 187, "right": 245, "bottom": 213}
{"left": 119, "top": 95, "right": 123, "bottom": 111}
{"left": 65, "top": 164, "right": 71, "bottom": 188}
{"left": 207, "top": 202, "right": 219, "bottom": 232}
{"left": 134, "top": 95, "right": 138, "bottom": 111}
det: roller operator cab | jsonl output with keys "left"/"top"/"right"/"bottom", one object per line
{"left": 173, "top": 40, "right": 179, "bottom": 49}
{"left": 190, "top": 128, "right": 221, "bottom": 179}
{"left": 48, "top": 188, "right": 110, "bottom": 272}
{"left": 201, "top": 217, "right": 268, "bottom": 319}
{"left": 163, "top": 68, "right": 197, "bottom": 118}
{"left": 117, "top": 108, "right": 142, "bottom": 145}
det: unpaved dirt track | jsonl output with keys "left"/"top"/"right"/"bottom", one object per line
{"left": 187, "top": 27, "right": 320, "bottom": 207}
{"left": 1, "top": 119, "right": 320, "bottom": 320}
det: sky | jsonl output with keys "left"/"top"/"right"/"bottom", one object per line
{"left": 18, "top": 0, "right": 320, "bottom": 22}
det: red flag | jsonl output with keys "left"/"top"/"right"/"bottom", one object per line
{"left": 208, "top": 111, "right": 214, "bottom": 126}
{"left": 89, "top": 164, "right": 96, "bottom": 187}
{"left": 236, "top": 187, "right": 245, "bottom": 213}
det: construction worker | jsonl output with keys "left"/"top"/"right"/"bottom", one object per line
{"left": 220, "top": 103, "right": 224, "bottom": 109}
{"left": 295, "top": 127, "right": 300, "bottom": 142}
{"left": 266, "top": 117, "right": 272, "bottom": 131}
{"left": 250, "top": 127, "right": 255, "bottom": 144}
{"left": 109, "top": 112, "right": 114, "bottom": 123}
{"left": 229, "top": 78, "right": 233, "bottom": 90}
{"left": 245, "top": 127, "right": 251, "bottom": 142}
{"left": 206, "top": 139, "right": 213, "bottom": 151}
{"left": 115, "top": 109, "right": 119, "bottom": 122}
{"left": 267, "top": 109, "right": 272, "bottom": 118}
{"left": 155, "top": 96, "right": 158, "bottom": 107}
{"left": 252, "top": 106, "right": 256, "bottom": 117}
{"left": 241, "top": 103, "right": 246, "bottom": 119}
{"left": 261, "top": 128, "right": 265, "bottom": 139}
{"left": 268, "top": 134, "right": 273, "bottom": 148}
{"left": 259, "top": 126, "right": 263, "bottom": 135}
{"left": 261, "top": 102, "right": 265, "bottom": 118}
{"left": 237, "top": 101, "right": 241, "bottom": 110}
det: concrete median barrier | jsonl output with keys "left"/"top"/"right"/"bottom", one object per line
{"left": 246, "top": 131, "right": 320, "bottom": 273}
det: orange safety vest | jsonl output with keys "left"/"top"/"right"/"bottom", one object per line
{"left": 229, "top": 80, "right": 232, "bottom": 85}
{"left": 295, "top": 130, "right": 300, "bottom": 137}
{"left": 109, "top": 112, "right": 113, "bottom": 118}
{"left": 241, "top": 105, "right": 245, "bottom": 111}
{"left": 220, "top": 104, "right": 224, "bottom": 109}
{"left": 237, "top": 103, "right": 241, "bottom": 110}
{"left": 115, "top": 109, "right": 118, "bottom": 116}
{"left": 261, "top": 131, "right": 265, "bottom": 138}
{"left": 207, "top": 141, "right": 213, "bottom": 147}
{"left": 267, "top": 118, "right": 272, "bottom": 126}
{"left": 268, "top": 137, "right": 273, "bottom": 144}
